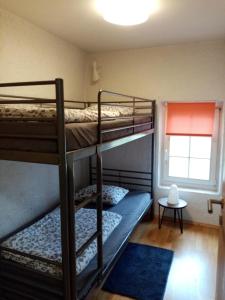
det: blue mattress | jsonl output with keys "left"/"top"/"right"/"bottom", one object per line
{"left": 77, "top": 191, "right": 152, "bottom": 298}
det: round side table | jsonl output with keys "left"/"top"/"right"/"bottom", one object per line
{"left": 158, "top": 197, "right": 187, "bottom": 233}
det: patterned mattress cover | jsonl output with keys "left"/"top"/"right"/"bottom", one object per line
{"left": 0, "top": 104, "right": 133, "bottom": 123}
{"left": 1, "top": 208, "right": 122, "bottom": 277}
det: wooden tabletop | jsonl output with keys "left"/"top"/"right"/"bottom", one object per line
{"left": 158, "top": 197, "right": 187, "bottom": 209}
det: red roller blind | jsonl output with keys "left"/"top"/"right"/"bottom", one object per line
{"left": 166, "top": 102, "right": 216, "bottom": 136}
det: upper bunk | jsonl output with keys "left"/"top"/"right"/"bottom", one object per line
{"left": 0, "top": 78, "right": 155, "bottom": 164}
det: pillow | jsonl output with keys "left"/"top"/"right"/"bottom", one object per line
{"left": 75, "top": 184, "right": 129, "bottom": 205}
{"left": 86, "top": 104, "right": 133, "bottom": 117}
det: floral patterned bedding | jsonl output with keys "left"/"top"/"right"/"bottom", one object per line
{"left": 1, "top": 208, "right": 122, "bottom": 277}
{"left": 75, "top": 184, "right": 129, "bottom": 205}
{"left": 0, "top": 104, "right": 133, "bottom": 123}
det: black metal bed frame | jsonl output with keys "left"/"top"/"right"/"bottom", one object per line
{"left": 0, "top": 78, "right": 155, "bottom": 300}
{"left": 91, "top": 167, "right": 152, "bottom": 192}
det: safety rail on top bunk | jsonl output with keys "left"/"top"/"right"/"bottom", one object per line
{"left": 0, "top": 81, "right": 155, "bottom": 163}
{"left": 0, "top": 79, "right": 66, "bottom": 165}
{"left": 97, "top": 89, "right": 155, "bottom": 144}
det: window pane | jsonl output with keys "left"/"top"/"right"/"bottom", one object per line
{"left": 169, "top": 136, "right": 190, "bottom": 157}
{"left": 189, "top": 158, "right": 210, "bottom": 180}
{"left": 190, "top": 137, "right": 211, "bottom": 159}
{"left": 169, "top": 157, "right": 189, "bottom": 178}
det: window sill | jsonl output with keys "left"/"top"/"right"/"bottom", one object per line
{"left": 158, "top": 184, "right": 221, "bottom": 196}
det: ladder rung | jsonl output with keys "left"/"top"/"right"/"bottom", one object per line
{"left": 76, "top": 231, "right": 100, "bottom": 257}
{"left": 75, "top": 193, "right": 100, "bottom": 211}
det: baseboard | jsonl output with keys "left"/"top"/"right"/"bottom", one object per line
{"left": 154, "top": 215, "right": 219, "bottom": 229}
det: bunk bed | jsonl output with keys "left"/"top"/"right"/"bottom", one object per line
{"left": 0, "top": 79, "right": 155, "bottom": 300}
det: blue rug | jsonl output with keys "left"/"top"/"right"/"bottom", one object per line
{"left": 103, "top": 242, "right": 174, "bottom": 300}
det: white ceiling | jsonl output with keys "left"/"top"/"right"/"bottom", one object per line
{"left": 0, "top": 0, "right": 225, "bottom": 52}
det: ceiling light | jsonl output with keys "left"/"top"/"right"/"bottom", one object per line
{"left": 96, "top": 0, "right": 158, "bottom": 26}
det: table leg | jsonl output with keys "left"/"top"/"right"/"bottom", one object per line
{"left": 177, "top": 209, "right": 183, "bottom": 234}
{"left": 159, "top": 208, "right": 165, "bottom": 229}
{"left": 158, "top": 204, "right": 160, "bottom": 229}
{"left": 174, "top": 209, "right": 176, "bottom": 223}
{"left": 180, "top": 208, "right": 183, "bottom": 233}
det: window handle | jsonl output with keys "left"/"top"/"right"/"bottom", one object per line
{"left": 208, "top": 199, "right": 224, "bottom": 214}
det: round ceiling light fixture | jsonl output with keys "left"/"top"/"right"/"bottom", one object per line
{"left": 96, "top": 0, "right": 158, "bottom": 26}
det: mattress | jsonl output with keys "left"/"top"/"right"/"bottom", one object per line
{"left": 1, "top": 208, "right": 122, "bottom": 276}
{"left": 0, "top": 116, "right": 152, "bottom": 152}
{"left": 0, "top": 104, "right": 133, "bottom": 123}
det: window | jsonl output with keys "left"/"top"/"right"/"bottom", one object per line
{"left": 168, "top": 135, "right": 211, "bottom": 180}
{"left": 160, "top": 102, "right": 221, "bottom": 191}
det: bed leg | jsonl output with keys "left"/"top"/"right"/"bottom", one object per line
{"left": 96, "top": 148, "right": 103, "bottom": 283}
{"left": 68, "top": 157, "right": 77, "bottom": 300}
{"left": 56, "top": 78, "right": 73, "bottom": 300}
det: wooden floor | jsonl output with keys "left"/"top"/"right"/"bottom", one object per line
{"left": 96, "top": 219, "right": 219, "bottom": 300}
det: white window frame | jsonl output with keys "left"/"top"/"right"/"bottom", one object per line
{"left": 160, "top": 102, "right": 222, "bottom": 192}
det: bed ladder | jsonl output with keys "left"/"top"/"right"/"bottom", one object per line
{"left": 67, "top": 150, "right": 103, "bottom": 300}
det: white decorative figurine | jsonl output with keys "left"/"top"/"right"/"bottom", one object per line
{"left": 167, "top": 184, "right": 179, "bottom": 205}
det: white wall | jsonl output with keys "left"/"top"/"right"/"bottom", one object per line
{"left": 0, "top": 8, "right": 86, "bottom": 99}
{"left": 85, "top": 40, "right": 225, "bottom": 101}
{"left": 0, "top": 8, "right": 87, "bottom": 238}
{"left": 85, "top": 40, "right": 225, "bottom": 225}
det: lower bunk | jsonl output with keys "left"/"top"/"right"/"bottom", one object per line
{"left": 0, "top": 191, "right": 152, "bottom": 300}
